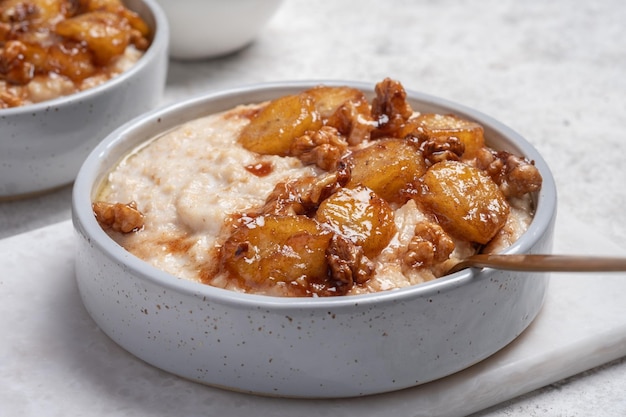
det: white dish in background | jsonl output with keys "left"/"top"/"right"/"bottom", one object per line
{"left": 156, "top": 0, "right": 284, "bottom": 59}
{"left": 0, "top": 0, "right": 169, "bottom": 200}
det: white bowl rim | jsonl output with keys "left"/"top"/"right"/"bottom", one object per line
{"left": 72, "top": 80, "right": 558, "bottom": 311}
{"left": 0, "top": 0, "right": 169, "bottom": 117}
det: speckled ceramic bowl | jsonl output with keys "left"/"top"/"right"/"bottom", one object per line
{"left": 0, "top": 0, "right": 169, "bottom": 200}
{"left": 72, "top": 81, "right": 557, "bottom": 398}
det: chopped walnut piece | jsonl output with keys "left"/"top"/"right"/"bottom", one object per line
{"left": 501, "top": 154, "right": 543, "bottom": 197}
{"left": 404, "top": 221, "right": 455, "bottom": 268}
{"left": 371, "top": 77, "right": 414, "bottom": 138}
{"left": 326, "top": 234, "right": 375, "bottom": 294}
{"left": 290, "top": 126, "right": 348, "bottom": 170}
{"left": 476, "top": 149, "right": 542, "bottom": 198}
{"left": 261, "top": 169, "right": 351, "bottom": 216}
{"left": 0, "top": 90, "right": 22, "bottom": 107}
{"left": 303, "top": 169, "right": 351, "bottom": 205}
{"left": 93, "top": 201, "right": 144, "bottom": 233}
{"left": 475, "top": 147, "right": 505, "bottom": 180}
{"left": 407, "top": 113, "right": 485, "bottom": 160}
{"left": 0, "top": 40, "right": 34, "bottom": 85}
{"left": 129, "top": 29, "right": 149, "bottom": 50}
{"left": 419, "top": 135, "right": 465, "bottom": 165}
{"left": 326, "top": 100, "right": 374, "bottom": 146}
{"left": 261, "top": 181, "right": 305, "bottom": 216}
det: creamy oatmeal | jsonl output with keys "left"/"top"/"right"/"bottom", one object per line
{"left": 0, "top": 0, "right": 150, "bottom": 108}
{"left": 94, "top": 79, "right": 542, "bottom": 297}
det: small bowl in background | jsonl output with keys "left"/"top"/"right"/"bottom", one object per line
{"left": 72, "top": 81, "right": 557, "bottom": 398}
{"left": 0, "top": 0, "right": 169, "bottom": 200}
{"left": 156, "top": 0, "right": 284, "bottom": 60}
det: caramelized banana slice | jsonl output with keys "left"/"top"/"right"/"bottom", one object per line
{"left": 412, "top": 113, "right": 485, "bottom": 160}
{"left": 221, "top": 215, "right": 332, "bottom": 286}
{"left": 416, "top": 160, "right": 509, "bottom": 244}
{"left": 346, "top": 138, "right": 427, "bottom": 204}
{"left": 83, "top": 0, "right": 151, "bottom": 37}
{"left": 47, "top": 41, "right": 96, "bottom": 81}
{"left": 316, "top": 186, "right": 396, "bottom": 258}
{"left": 304, "top": 85, "right": 374, "bottom": 145}
{"left": 238, "top": 94, "right": 322, "bottom": 156}
{"left": 55, "top": 11, "right": 131, "bottom": 65}
{"left": 304, "top": 86, "right": 368, "bottom": 118}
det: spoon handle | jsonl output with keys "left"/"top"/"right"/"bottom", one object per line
{"left": 448, "top": 254, "right": 626, "bottom": 275}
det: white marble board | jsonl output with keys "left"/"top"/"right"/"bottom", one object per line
{"left": 1, "top": 208, "right": 625, "bottom": 417}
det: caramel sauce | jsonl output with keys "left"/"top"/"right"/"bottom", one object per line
{"left": 157, "top": 235, "right": 194, "bottom": 255}
{"left": 224, "top": 105, "right": 263, "bottom": 120}
{"left": 244, "top": 161, "right": 273, "bottom": 177}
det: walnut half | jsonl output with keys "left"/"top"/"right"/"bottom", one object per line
{"left": 93, "top": 201, "right": 144, "bottom": 233}
{"left": 326, "top": 234, "right": 375, "bottom": 294}
{"left": 404, "top": 221, "right": 455, "bottom": 268}
{"left": 290, "top": 126, "right": 348, "bottom": 171}
{"left": 476, "top": 149, "right": 543, "bottom": 198}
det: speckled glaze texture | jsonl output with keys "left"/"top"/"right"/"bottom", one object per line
{"left": 72, "top": 82, "right": 557, "bottom": 398}
{"left": 0, "top": 0, "right": 169, "bottom": 199}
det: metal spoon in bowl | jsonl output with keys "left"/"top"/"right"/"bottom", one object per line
{"left": 446, "top": 254, "right": 626, "bottom": 275}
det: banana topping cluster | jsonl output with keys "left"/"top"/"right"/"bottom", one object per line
{"left": 94, "top": 79, "right": 542, "bottom": 297}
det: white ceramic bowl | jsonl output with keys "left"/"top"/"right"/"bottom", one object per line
{"left": 0, "top": 0, "right": 169, "bottom": 199}
{"left": 72, "top": 81, "right": 557, "bottom": 398}
{"left": 156, "top": 0, "right": 284, "bottom": 59}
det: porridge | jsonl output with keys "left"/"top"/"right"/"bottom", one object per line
{"left": 0, "top": 0, "right": 150, "bottom": 108}
{"left": 94, "top": 79, "right": 543, "bottom": 297}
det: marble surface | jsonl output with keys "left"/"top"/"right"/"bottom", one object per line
{"left": 1, "top": 0, "right": 625, "bottom": 415}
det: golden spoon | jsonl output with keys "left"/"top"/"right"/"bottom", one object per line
{"left": 446, "top": 254, "right": 626, "bottom": 275}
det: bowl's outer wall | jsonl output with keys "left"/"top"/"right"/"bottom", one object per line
{"left": 73, "top": 82, "right": 557, "bottom": 398}
{"left": 75, "top": 238, "right": 552, "bottom": 398}
{"left": 0, "top": 0, "right": 169, "bottom": 198}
